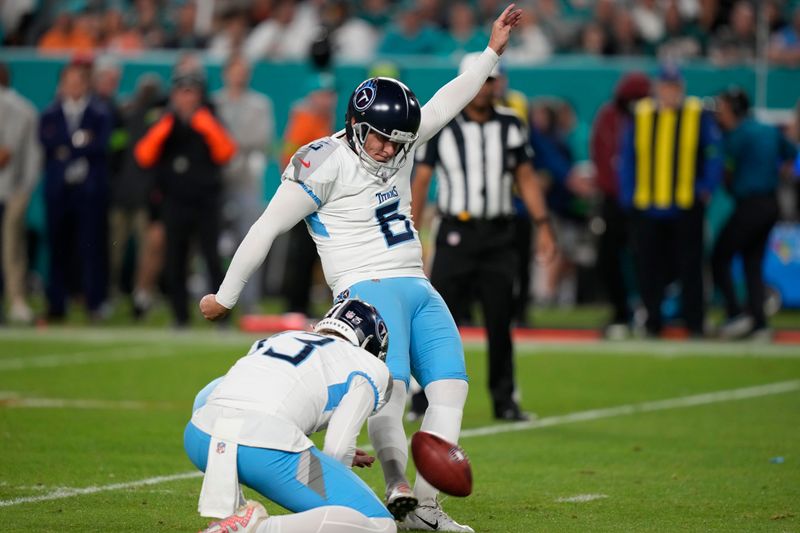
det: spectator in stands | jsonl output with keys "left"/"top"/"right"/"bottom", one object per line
{"left": 437, "top": 1, "right": 490, "bottom": 56}
{"left": 769, "top": 6, "right": 800, "bottom": 67}
{"left": 358, "top": 0, "right": 394, "bottom": 28}
{"left": 416, "top": 0, "right": 445, "bottom": 28}
{"left": 593, "top": 0, "right": 617, "bottom": 38}
{"left": 165, "top": 0, "right": 207, "bottom": 50}
{"left": 632, "top": 0, "right": 665, "bottom": 47}
{"left": 129, "top": 0, "right": 165, "bottom": 48}
{"left": 280, "top": 74, "right": 337, "bottom": 317}
{"left": 377, "top": 2, "right": 443, "bottom": 55}
{"left": 319, "top": 0, "right": 379, "bottom": 61}
{"left": 37, "top": 6, "right": 95, "bottom": 53}
{"left": 591, "top": 72, "right": 651, "bottom": 337}
{"left": 578, "top": 22, "right": 607, "bottom": 56}
{"left": 619, "top": 65, "right": 723, "bottom": 337}
{"left": 657, "top": 1, "right": 702, "bottom": 60}
{"left": 0, "top": 62, "right": 41, "bottom": 324}
{"left": 683, "top": 0, "right": 722, "bottom": 56}
{"left": 709, "top": 0, "right": 757, "bottom": 65}
{"left": 134, "top": 69, "right": 236, "bottom": 327}
{"left": 610, "top": 10, "right": 646, "bottom": 56}
{"left": 207, "top": 9, "right": 249, "bottom": 60}
{"left": 1, "top": 0, "right": 37, "bottom": 46}
{"left": 537, "top": 0, "right": 581, "bottom": 52}
{"left": 39, "top": 60, "right": 112, "bottom": 321}
{"left": 504, "top": 6, "right": 552, "bottom": 63}
{"left": 213, "top": 55, "right": 275, "bottom": 314}
{"left": 100, "top": 7, "right": 145, "bottom": 53}
{"left": 244, "top": 0, "right": 319, "bottom": 61}
{"left": 764, "top": 0, "right": 787, "bottom": 34}
{"left": 712, "top": 88, "right": 797, "bottom": 340}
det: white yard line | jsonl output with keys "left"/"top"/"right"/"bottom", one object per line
{"left": 0, "top": 327, "right": 256, "bottom": 345}
{"left": 0, "top": 345, "right": 190, "bottom": 371}
{"left": 504, "top": 340, "right": 800, "bottom": 359}
{"left": 457, "top": 380, "right": 800, "bottom": 439}
{"left": 0, "top": 393, "right": 175, "bottom": 410}
{"left": 556, "top": 494, "right": 608, "bottom": 503}
{"left": 4, "top": 379, "right": 795, "bottom": 509}
{"left": 0, "top": 472, "right": 202, "bottom": 508}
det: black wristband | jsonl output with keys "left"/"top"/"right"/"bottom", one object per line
{"left": 532, "top": 215, "right": 551, "bottom": 226}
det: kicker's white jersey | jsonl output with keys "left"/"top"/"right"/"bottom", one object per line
{"left": 191, "top": 330, "right": 392, "bottom": 452}
{"left": 282, "top": 131, "right": 426, "bottom": 296}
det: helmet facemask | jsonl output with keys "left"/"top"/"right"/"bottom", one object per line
{"left": 350, "top": 121, "right": 418, "bottom": 181}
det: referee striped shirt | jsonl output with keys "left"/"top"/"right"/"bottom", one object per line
{"left": 415, "top": 106, "right": 533, "bottom": 219}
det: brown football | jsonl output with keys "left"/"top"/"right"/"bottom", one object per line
{"left": 411, "top": 431, "right": 472, "bottom": 497}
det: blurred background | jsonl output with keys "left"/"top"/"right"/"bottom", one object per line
{"left": 0, "top": 0, "right": 799, "bottom": 340}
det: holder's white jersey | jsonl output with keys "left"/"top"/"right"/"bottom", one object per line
{"left": 282, "top": 132, "right": 425, "bottom": 296}
{"left": 191, "top": 331, "right": 392, "bottom": 454}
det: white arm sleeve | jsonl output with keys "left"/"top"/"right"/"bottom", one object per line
{"left": 215, "top": 181, "right": 318, "bottom": 308}
{"left": 417, "top": 47, "right": 500, "bottom": 144}
{"left": 323, "top": 375, "right": 377, "bottom": 468}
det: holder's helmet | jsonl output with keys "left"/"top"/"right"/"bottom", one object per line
{"left": 314, "top": 299, "right": 389, "bottom": 361}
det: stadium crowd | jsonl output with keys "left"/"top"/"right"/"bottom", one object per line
{"left": 1, "top": 0, "right": 800, "bottom": 66}
{"left": 0, "top": 1, "right": 798, "bottom": 342}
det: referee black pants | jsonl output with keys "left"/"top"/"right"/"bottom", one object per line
{"left": 430, "top": 218, "right": 518, "bottom": 416}
{"left": 632, "top": 204, "right": 705, "bottom": 336}
{"left": 711, "top": 194, "right": 778, "bottom": 329}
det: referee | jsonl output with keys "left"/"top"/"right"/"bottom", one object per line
{"left": 411, "top": 53, "right": 556, "bottom": 421}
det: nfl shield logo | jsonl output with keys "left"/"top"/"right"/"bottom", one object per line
{"left": 216, "top": 442, "right": 226, "bottom": 454}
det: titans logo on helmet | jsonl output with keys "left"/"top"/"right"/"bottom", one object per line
{"left": 353, "top": 79, "right": 378, "bottom": 112}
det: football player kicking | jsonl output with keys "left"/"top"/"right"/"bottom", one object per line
{"left": 186, "top": 299, "right": 395, "bottom": 533}
{"left": 200, "top": 5, "right": 534, "bottom": 531}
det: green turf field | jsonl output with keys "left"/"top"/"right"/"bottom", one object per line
{"left": 1, "top": 328, "right": 798, "bottom": 532}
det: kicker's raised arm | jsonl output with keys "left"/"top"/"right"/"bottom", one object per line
{"left": 417, "top": 3, "right": 521, "bottom": 144}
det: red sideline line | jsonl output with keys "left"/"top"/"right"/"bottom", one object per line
{"left": 239, "top": 315, "right": 800, "bottom": 345}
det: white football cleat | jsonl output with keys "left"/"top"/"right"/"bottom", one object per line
{"left": 199, "top": 500, "right": 268, "bottom": 533}
{"left": 398, "top": 501, "right": 474, "bottom": 532}
{"left": 386, "top": 481, "right": 418, "bottom": 521}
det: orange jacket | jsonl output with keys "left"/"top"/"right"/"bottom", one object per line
{"left": 134, "top": 108, "right": 237, "bottom": 169}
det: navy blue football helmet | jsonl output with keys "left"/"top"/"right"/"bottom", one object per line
{"left": 345, "top": 77, "right": 421, "bottom": 180}
{"left": 314, "top": 298, "right": 389, "bottom": 361}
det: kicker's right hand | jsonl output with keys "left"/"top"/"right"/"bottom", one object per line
{"left": 200, "top": 294, "right": 230, "bottom": 321}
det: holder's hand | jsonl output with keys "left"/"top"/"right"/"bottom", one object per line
{"left": 352, "top": 449, "right": 375, "bottom": 468}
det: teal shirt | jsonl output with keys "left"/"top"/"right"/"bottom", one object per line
{"left": 378, "top": 25, "right": 445, "bottom": 55}
{"left": 723, "top": 118, "right": 796, "bottom": 199}
{"left": 435, "top": 29, "right": 490, "bottom": 56}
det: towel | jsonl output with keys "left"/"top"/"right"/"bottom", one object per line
{"left": 198, "top": 418, "right": 244, "bottom": 518}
